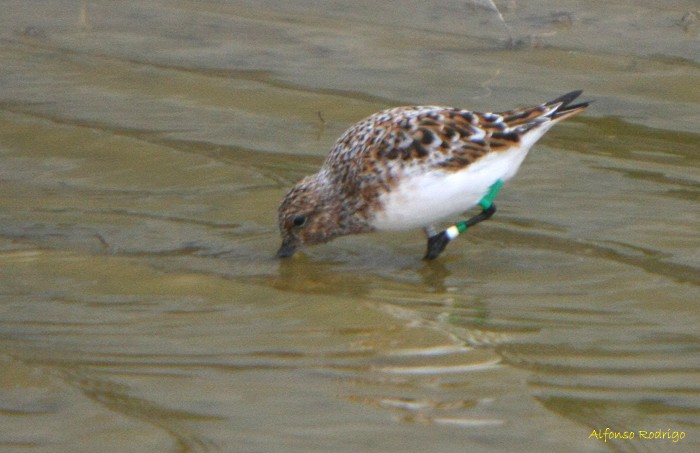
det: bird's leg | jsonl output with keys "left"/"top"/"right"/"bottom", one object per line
{"left": 424, "top": 225, "right": 439, "bottom": 238}
{"left": 424, "top": 180, "right": 503, "bottom": 260}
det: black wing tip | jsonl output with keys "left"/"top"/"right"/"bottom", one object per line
{"left": 549, "top": 90, "right": 591, "bottom": 113}
{"left": 545, "top": 90, "right": 593, "bottom": 119}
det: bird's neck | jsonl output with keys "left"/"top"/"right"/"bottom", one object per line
{"left": 315, "top": 170, "right": 373, "bottom": 237}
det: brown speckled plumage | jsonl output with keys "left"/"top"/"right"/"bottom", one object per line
{"left": 277, "top": 91, "right": 589, "bottom": 258}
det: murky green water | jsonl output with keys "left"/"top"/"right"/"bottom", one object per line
{"left": 1, "top": 1, "right": 699, "bottom": 452}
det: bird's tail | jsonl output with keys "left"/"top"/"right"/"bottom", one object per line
{"left": 545, "top": 90, "right": 590, "bottom": 121}
{"left": 495, "top": 90, "right": 590, "bottom": 128}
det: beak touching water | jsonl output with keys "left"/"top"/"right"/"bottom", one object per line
{"left": 276, "top": 238, "right": 298, "bottom": 258}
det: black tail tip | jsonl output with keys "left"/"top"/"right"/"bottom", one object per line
{"left": 549, "top": 90, "right": 591, "bottom": 114}
{"left": 549, "top": 90, "right": 583, "bottom": 107}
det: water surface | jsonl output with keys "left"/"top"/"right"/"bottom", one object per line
{"left": 1, "top": 1, "right": 699, "bottom": 452}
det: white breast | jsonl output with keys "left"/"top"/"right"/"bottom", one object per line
{"left": 371, "top": 144, "right": 532, "bottom": 230}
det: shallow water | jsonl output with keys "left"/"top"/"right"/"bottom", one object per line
{"left": 1, "top": 1, "right": 699, "bottom": 452}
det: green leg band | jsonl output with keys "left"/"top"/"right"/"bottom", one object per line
{"left": 424, "top": 180, "right": 503, "bottom": 259}
{"left": 451, "top": 180, "right": 504, "bottom": 236}
{"left": 479, "top": 179, "right": 503, "bottom": 210}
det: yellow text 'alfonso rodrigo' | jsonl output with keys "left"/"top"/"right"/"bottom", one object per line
{"left": 589, "top": 428, "right": 686, "bottom": 443}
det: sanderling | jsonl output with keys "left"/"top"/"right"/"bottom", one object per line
{"left": 277, "top": 90, "right": 589, "bottom": 260}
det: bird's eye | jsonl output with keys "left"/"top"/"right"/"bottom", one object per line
{"left": 292, "top": 215, "right": 307, "bottom": 227}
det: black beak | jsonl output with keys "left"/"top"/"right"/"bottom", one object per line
{"left": 276, "top": 240, "right": 298, "bottom": 258}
